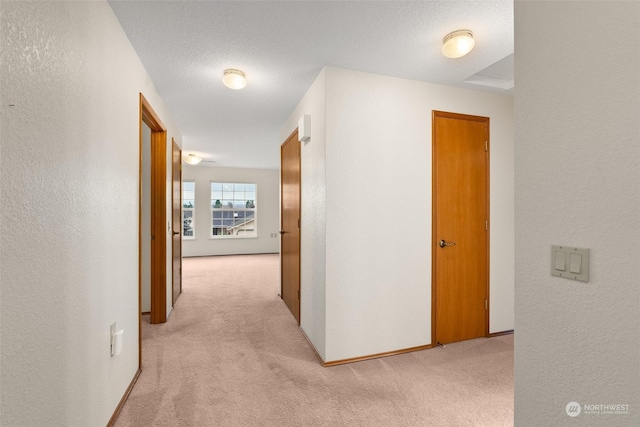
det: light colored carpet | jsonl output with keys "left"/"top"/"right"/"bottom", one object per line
{"left": 115, "top": 254, "right": 513, "bottom": 426}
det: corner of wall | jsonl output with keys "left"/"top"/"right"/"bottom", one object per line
{"left": 281, "top": 67, "right": 327, "bottom": 360}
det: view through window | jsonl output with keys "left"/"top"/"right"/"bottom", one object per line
{"left": 182, "top": 181, "right": 195, "bottom": 239}
{"left": 211, "top": 182, "right": 257, "bottom": 237}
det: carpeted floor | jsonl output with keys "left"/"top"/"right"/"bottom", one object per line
{"left": 115, "top": 254, "right": 513, "bottom": 426}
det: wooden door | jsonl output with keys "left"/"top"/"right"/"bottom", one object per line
{"left": 280, "top": 130, "right": 301, "bottom": 324}
{"left": 432, "top": 111, "right": 489, "bottom": 345}
{"left": 171, "top": 139, "right": 182, "bottom": 306}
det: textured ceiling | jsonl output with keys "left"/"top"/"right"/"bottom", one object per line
{"left": 109, "top": 1, "right": 514, "bottom": 170}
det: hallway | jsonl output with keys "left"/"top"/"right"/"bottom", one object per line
{"left": 115, "top": 254, "right": 513, "bottom": 426}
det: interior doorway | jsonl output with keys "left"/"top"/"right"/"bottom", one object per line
{"left": 138, "top": 94, "right": 168, "bottom": 366}
{"left": 280, "top": 129, "right": 301, "bottom": 324}
{"left": 171, "top": 138, "right": 182, "bottom": 306}
{"left": 141, "top": 122, "right": 152, "bottom": 316}
{"left": 432, "top": 110, "right": 490, "bottom": 345}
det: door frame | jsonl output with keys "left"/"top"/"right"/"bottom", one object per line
{"left": 431, "top": 110, "right": 490, "bottom": 346}
{"left": 171, "top": 138, "right": 182, "bottom": 306}
{"left": 139, "top": 93, "right": 167, "bottom": 366}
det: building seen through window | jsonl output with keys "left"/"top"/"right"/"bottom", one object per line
{"left": 182, "top": 181, "right": 195, "bottom": 238}
{"left": 211, "top": 182, "right": 257, "bottom": 238}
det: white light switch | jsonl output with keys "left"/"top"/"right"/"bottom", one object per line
{"left": 551, "top": 245, "right": 590, "bottom": 282}
{"left": 555, "top": 251, "right": 566, "bottom": 271}
{"left": 569, "top": 253, "right": 581, "bottom": 274}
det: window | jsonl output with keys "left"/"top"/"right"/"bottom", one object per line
{"left": 182, "top": 181, "right": 195, "bottom": 239}
{"left": 211, "top": 182, "right": 257, "bottom": 238}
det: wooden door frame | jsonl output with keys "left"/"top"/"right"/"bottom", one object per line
{"left": 280, "top": 129, "right": 301, "bottom": 324}
{"left": 139, "top": 93, "right": 167, "bottom": 367}
{"left": 171, "top": 138, "right": 182, "bottom": 306}
{"left": 431, "top": 110, "right": 490, "bottom": 346}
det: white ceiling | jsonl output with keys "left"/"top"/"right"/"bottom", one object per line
{"left": 109, "top": 1, "right": 514, "bottom": 170}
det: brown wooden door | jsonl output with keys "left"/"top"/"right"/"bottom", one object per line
{"left": 280, "top": 130, "right": 301, "bottom": 324}
{"left": 171, "top": 139, "right": 182, "bottom": 306}
{"left": 432, "top": 111, "right": 489, "bottom": 345}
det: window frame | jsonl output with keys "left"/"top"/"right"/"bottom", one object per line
{"left": 210, "top": 181, "right": 257, "bottom": 239}
{"left": 182, "top": 180, "right": 195, "bottom": 240}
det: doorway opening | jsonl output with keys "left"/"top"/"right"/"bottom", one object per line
{"left": 171, "top": 138, "right": 182, "bottom": 305}
{"left": 139, "top": 94, "right": 167, "bottom": 366}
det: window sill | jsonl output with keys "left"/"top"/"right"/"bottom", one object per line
{"left": 209, "top": 236, "right": 258, "bottom": 240}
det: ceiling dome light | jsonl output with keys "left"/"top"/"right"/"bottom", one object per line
{"left": 222, "top": 69, "right": 247, "bottom": 90}
{"left": 442, "top": 30, "right": 475, "bottom": 59}
{"left": 184, "top": 153, "right": 203, "bottom": 165}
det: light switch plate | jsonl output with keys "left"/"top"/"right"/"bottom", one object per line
{"left": 551, "top": 245, "right": 590, "bottom": 282}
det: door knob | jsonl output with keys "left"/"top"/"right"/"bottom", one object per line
{"left": 173, "top": 231, "right": 180, "bottom": 236}
{"left": 279, "top": 230, "right": 286, "bottom": 235}
{"left": 439, "top": 239, "right": 456, "bottom": 248}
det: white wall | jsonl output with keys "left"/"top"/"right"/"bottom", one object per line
{"left": 280, "top": 68, "right": 327, "bottom": 359}
{"left": 281, "top": 66, "right": 514, "bottom": 363}
{"left": 181, "top": 166, "right": 280, "bottom": 257}
{"left": 0, "top": 2, "right": 182, "bottom": 425}
{"left": 515, "top": 2, "right": 640, "bottom": 425}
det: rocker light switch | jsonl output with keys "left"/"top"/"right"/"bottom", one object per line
{"left": 569, "top": 253, "right": 582, "bottom": 274}
{"left": 555, "top": 251, "right": 566, "bottom": 271}
{"left": 551, "top": 245, "right": 590, "bottom": 282}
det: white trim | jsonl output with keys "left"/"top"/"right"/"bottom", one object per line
{"left": 208, "top": 236, "right": 258, "bottom": 240}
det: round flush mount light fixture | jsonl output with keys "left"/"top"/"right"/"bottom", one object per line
{"left": 222, "top": 69, "right": 247, "bottom": 90}
{"left": 183, "top": 153, "right": 203, "bottom": 165}
{"left": 441, "top": 30, "right": 475, "bottom": 59}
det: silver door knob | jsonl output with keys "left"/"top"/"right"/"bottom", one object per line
{"left": 439, "top": 239, "right": 456, "bottom": 248}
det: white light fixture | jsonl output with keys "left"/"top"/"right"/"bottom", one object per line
{"left": 441, "top": 30, "right": 475, "bottom": 59}
{"left": 183, "top": 153, "right": 203, "bottom": 165}
{"left": 222, "top": 69, "right": 247, "bottom": 90}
